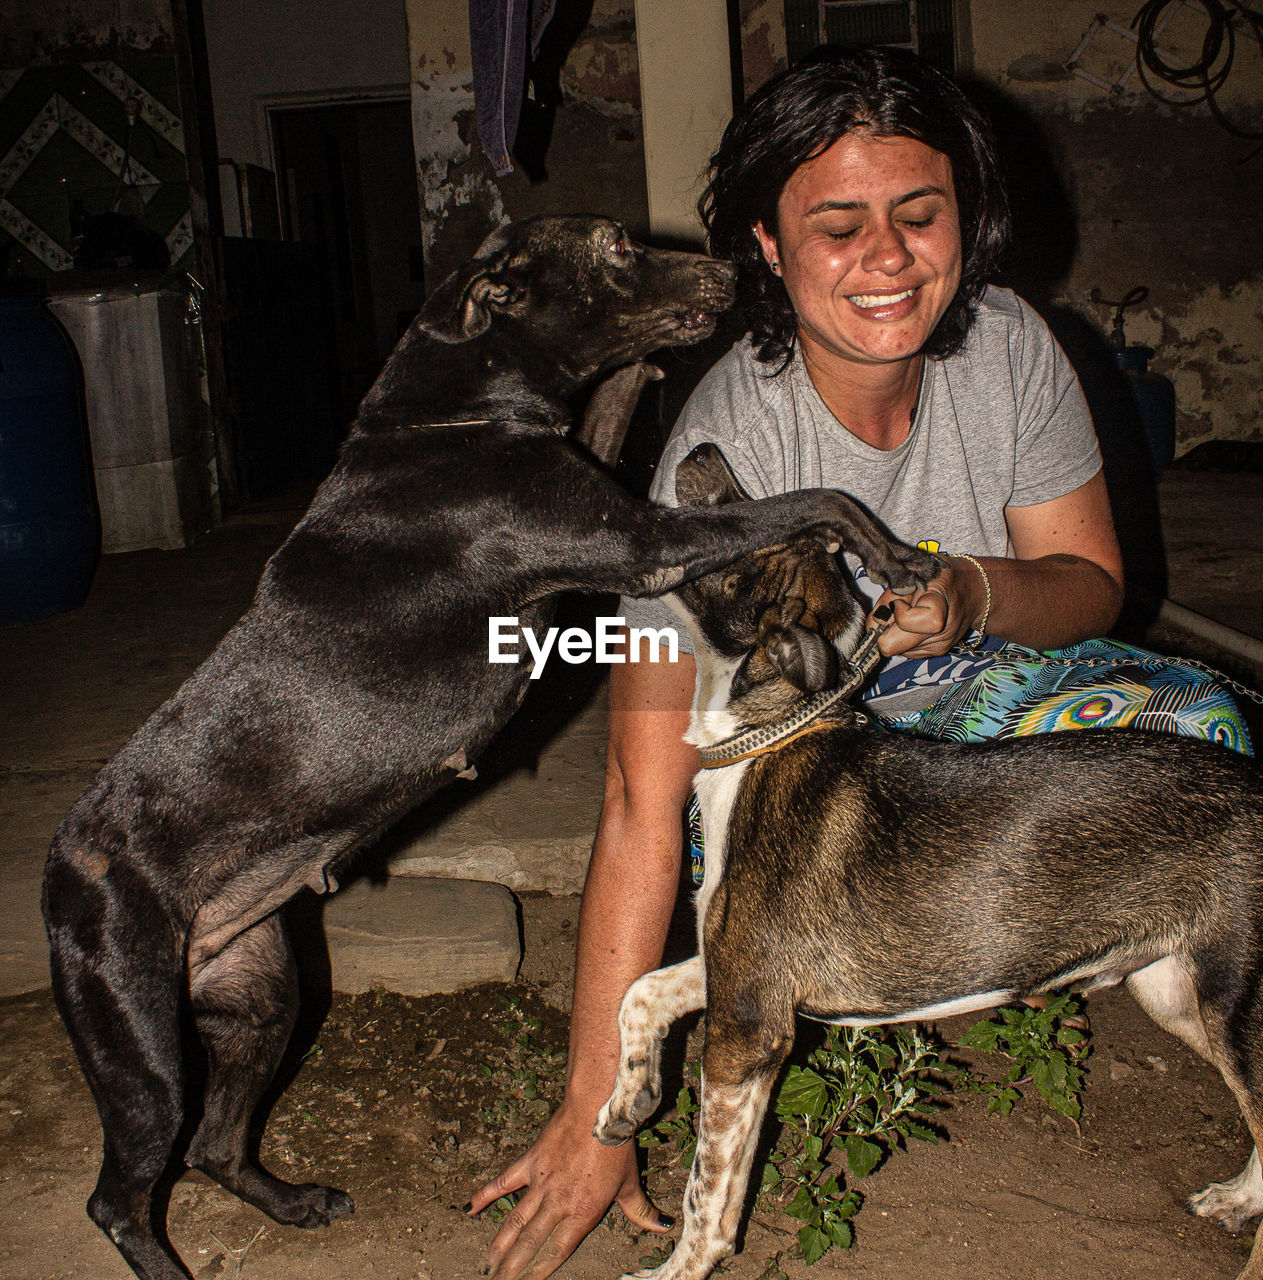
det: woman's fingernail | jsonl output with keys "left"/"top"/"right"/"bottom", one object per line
{"left": 460, "top": 1201, "right": 473, "bottom": 1214}
{"left": 872, "top": 603, "right": 893, "bottom": 622}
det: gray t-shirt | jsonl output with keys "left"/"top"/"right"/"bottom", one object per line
{"left": 620, "top": 286, "right": 1103, "bottom": 714}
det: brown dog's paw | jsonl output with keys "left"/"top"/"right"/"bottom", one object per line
{"left": 1187, "top": 1174, "right": 1263, "bottom": 1235}
{"left": 594, "top": 1085, "right": 658, "bottom": 1147}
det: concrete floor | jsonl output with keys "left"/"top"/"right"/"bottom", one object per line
{"left": 2, "top": 470, "right": 1261, "bottom": 1000}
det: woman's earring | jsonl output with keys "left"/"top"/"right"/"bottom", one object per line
{"left": 770, "top": 259, "right": 780, "bottom": 274}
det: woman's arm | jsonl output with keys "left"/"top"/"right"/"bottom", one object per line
{"left": 468, "top": 648, "right": 699, "bottom": 1280}
{"left": 877, "top": 470, "right": 1125, "bottom": 656}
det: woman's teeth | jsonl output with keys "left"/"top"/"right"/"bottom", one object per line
{"left": 848, "top": 288, "right": 916, "bottom": 309}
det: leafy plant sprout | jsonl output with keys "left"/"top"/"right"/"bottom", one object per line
{"left": 638, "top": 997, "right": 1089, "bottom": 1268}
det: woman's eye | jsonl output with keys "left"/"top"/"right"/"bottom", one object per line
{"left": 900, "top": 215, "right": 936, "bottom": 229}
{"left": 825, "top": 227, "right": 860, "bottom": 241}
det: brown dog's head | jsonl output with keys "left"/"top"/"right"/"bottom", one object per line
{"left": 415, "top": 216, "right": 736, "bottom": 387}
{"left": 668, "top": 445, "right": 869, "bottom": 726}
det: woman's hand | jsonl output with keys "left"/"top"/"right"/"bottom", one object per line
{"left": 466, "top": 651, "right": 695, "bottom": 1280}
{"left": 872, "top": 560, "right": 981, "bottom": 658}
{"left": 468, "top": 1104, "right": 671, "bottom": 1280}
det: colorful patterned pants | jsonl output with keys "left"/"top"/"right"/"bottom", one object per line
{"left": 687, "top": 639, "right": 1253, "bottom": 885}
{"left": 881, "top": 638, "right": 1253, "bottom": 754}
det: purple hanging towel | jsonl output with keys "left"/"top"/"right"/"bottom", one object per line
{"left": 469, "top": 0, "right": 557, "bottom": 177}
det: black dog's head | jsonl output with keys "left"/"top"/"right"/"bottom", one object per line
{"left": 667, "top": 445, "right": 870, "bottom": 727}
{"left": 415, "top": 216, "right": 735, "bottom": 387}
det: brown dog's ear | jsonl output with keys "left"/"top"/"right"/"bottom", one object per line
{"left": 759, "top": 600, "right": 838, "bottom": 693}
{"left": 674, "top": 443, "right": 751, "bottom": 507}
{"left": 418, "top": 260, "right": 515, "bottom": 344}
{"left": 473, "top": 221, "right": 514, "bottom": 258}
{"left": 762, "top": 620, "right": 839, "bottom": 693}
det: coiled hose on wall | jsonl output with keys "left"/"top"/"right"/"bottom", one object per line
{"left": 1130, "top": 0, "right": 1263, "bottom": 152}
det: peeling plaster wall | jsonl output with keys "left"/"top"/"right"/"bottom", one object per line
{"left": 407, "top": 0, "right": 647, "bottom": 288}
{"left": 739, "top": 0, "right": 789, "bottom": 96}
{"left": 0, "top": 2, "right": 171, "bottom": 64}
{"left": 969, "top": 0, "right": 1263, "bottom": 450}
{"left": 406, "top": 0, "right": 787, "bottom": 285}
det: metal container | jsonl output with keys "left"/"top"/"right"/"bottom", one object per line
{"left": 47, "top": 283, "right": 211, "bottom": 552}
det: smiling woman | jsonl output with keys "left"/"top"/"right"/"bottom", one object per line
{"left": 468, "top": 45, "right": 1254, "bottom": 1280}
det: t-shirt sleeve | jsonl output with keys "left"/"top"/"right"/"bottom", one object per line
{"left": 1007, "top": 300, "right": 1103, "bottom": 508}
{"left": 618, "top": 354, "right": 776, "bottom": 651}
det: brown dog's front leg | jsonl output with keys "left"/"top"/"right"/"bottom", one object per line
{"left": 575, "top": 361, "right": 663, "bottom": 467}
{"left": 635, "top": 1030, "right": 791, "bottom": 1280}
{"left": 595, "top": 956, "right": 706, "bottom": 1146}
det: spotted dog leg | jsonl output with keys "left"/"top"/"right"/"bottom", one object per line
{"left": 1129, "top": 957, "right": 1263, "bottom": 1276}
{"left": 595, "top": 956, "right": 705, "bottom": 1146}
{"left": 1190, "top": 1149, "right": 1263, "bottom": 1230}
{"left": 626, "top": 1016, "right": 793, "bottom": 1280}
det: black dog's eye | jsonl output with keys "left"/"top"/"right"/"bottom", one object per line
{"left": 610, "top": 233, "right": 634, "bottom": 259}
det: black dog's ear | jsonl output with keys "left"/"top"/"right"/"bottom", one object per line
{"left": 674, "top": 443, "right": 751, "bottom": 507}
{"left": 762, "top": 620, "right": 839, "bottom": 693}
{"left": 418, "top": 257, "right": 516, "bottom": 344}
{"left": 473, "top": 221, "right": 514, "bottom": 258}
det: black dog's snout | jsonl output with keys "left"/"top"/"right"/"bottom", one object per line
{"left": 700, "top": 259, "right": 738, "bottom": 292}
{"left": 692, "top": 260, "right": 737, "bottom": 313}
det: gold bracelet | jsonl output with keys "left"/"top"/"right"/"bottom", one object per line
{"left": 948, "top": 553, "right": 991, "bottom": 649}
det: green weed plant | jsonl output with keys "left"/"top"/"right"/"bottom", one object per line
{"left": 639, "top": 997, "right": 1088, "bottom": 1269}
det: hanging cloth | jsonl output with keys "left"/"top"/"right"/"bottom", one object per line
{"left": 469, "top": 0, "right": 557, "bottom": 177}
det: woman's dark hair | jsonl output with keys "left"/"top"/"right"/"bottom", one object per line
{"left": 699, "top": 45, "right": 1011, "bottom": 366}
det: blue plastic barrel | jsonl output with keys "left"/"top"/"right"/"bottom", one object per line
{"left": 0, "top": 294, "right": 100, "bottom": 623}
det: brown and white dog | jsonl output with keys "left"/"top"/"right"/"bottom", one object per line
{"left": 594, "top": 444, "right": 1263, "bottom": 1280}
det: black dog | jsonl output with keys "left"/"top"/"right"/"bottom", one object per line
{"left": 43, "top": 216, "right": 937, "bottom": 1280}
{"left": 596, "top": 445, "right": 1263, "bottom": 1280}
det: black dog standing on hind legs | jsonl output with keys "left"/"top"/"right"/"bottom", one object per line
{"left": 594, "top": 443, "right": 1263, "bottom": 1280}
{"left": 41, "top": 216, "right": 939, "bottom": 1280}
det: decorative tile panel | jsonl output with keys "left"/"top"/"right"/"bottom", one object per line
{"left": 0, "top": 56, "right": 192, "bottom": 277}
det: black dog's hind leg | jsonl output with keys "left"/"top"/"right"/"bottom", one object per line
{"left": 186, "top": 913, "right": 354, "bottom": 1227}
{"left": 45, "top": 860, "right": 190, "bottom": 1280}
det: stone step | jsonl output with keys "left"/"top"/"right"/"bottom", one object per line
{"left": 324, "top": 877, "right": 520, "bottom": 996}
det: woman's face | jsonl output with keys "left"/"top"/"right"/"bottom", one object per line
{"left": 754, "top": 131, "right": 963, "bottom": 370}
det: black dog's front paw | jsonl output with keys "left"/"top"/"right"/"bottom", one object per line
{"left": 868, "top": 545, "right": 944, "bottom": 596}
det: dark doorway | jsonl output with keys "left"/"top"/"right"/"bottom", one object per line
{"left": 219, "top": 235, "right": 343, "bottom": 504}
{"left": 218, "top": 98, "right": 424, "bottom": 505}
{"left": 271, "top": 99, "right": 425, "bottom": 420}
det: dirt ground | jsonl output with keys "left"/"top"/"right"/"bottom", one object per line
{"left": 1, "top": 888, "right": 1256, "bottom": 1280}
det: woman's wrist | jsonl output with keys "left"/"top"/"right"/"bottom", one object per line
{"left": 943, "top": 552, "right": 1124, "bottom": 651}
{"left": 947, "top": 553, "right": 992, "bottom": 645}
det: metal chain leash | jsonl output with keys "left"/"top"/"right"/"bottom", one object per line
{"left": 971, "top": 647, "right": 1263, "bottom": 707}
